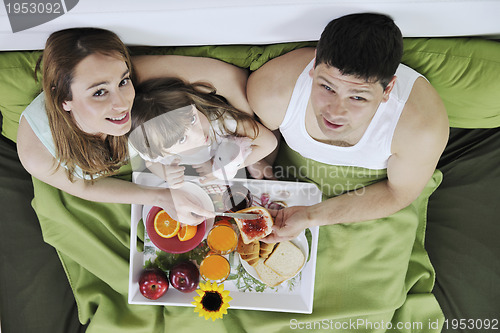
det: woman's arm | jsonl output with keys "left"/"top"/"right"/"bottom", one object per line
{"left": 17, "top": 117, "right": 213, "bottom": 225}
{"left": 236, "top": 121, "right": 278, "bottom": 168}
{"left": 132, "top": 55, "right": 252, "bottom": 114}
{"left": 205, "top": 121, "right": 278, "bottom": 183}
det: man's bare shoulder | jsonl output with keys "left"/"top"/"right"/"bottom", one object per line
{"left": 393, "top": 77, "right": 449, "bottom": 156}
{"left": 247, "top": 48, "right": 315, "bottom": 130}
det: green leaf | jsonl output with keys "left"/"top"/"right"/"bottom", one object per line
{"left": 305, "top": 228, "right": 313, "bottom": 262}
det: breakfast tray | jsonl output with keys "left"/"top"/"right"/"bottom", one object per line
{"left": 128, "top": 172, "right": 321, "bottom": 313}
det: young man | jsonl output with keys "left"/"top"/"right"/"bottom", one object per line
{"left": 247, "top": 13, "right": 449, "bottom": 242}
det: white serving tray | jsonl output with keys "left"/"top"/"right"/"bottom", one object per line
{"left": 128, "top": 172, "right": 321, "bottom": 313}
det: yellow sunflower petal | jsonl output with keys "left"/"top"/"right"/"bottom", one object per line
{"left": 192, "top": 281, "right": 232, "bottom": 321}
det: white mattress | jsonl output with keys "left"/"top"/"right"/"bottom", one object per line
{"left": 1, "top": 0, "right": 500, "bottom": 50}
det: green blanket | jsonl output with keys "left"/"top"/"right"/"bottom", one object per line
{"left": 32, "top": 141, "right": 443, "bottom": 332}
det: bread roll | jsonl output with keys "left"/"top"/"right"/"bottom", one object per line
{"left": 259, "top": 242, "right": 276, "bottom": 259}
{"left": 237, "top": 236, "right": 259, "bottom": 256}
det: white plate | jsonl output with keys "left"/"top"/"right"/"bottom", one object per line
{"left": 240, "top": 232, "right": 308, "bottom": 285}
{"left": 142, "top": 181, "right": 214, "bottom": 239}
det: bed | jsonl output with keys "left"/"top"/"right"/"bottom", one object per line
{"left": 1, "top": 1, "right": 499, "bottom": 332}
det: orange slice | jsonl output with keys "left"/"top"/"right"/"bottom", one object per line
{"left": 177, "top": 224, "right": 197, "bottom": 242}
{"left": 154, "top": 210, "right": 180, "bottom": 238}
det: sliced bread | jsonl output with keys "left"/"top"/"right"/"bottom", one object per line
{"left": 264, "top": 241, "right": 305, "bottom": 278}
{"left": 253, "top": 258, "right": 285, "bottom": 287}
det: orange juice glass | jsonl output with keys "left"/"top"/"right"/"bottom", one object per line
{"left": 207, "top": 224, "right": 238, "bottom": 255}
{"left": 199, "top": 253, "right": 230, "bottom": 283}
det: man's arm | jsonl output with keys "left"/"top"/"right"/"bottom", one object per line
{"left": 266, "top": 78, "right": 449, "bottom": 242}
{"left": 247, "top": 47, "right": 316, "bottom": 130}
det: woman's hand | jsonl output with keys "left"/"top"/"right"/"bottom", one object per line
{"left": 157, "top": 187, "right": 215, "bottom": 226}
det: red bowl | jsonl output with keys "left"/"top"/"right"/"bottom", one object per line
{"left": 145, "top": 206, "right": 206, "bottom": 254}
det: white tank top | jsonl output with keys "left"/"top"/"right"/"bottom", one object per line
{"left": 21, "top": 93, "right": 133, "bottom": 180}
{"left": 279, "top": 60, "right": 423, "bottom": 170}
{"left": 21, "top": 93, "right": 92, "bottom": 180}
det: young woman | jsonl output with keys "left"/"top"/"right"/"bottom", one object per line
{"left": 16, "top": 28, "right": 261, "bottom": 225}
{"left": 128, "top": 77, "right": 277, "bottom": 188}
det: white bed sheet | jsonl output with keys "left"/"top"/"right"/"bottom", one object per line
{"left": 1, "top": 0, "right": 500, "bottom": 50}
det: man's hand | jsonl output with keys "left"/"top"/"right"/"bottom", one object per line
{"left": 262, "top": 205, "right": 309, "bottom": 243}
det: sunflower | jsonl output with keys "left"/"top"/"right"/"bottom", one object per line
{"left": 192, "top": 281, "right": 232, "bottom": 321}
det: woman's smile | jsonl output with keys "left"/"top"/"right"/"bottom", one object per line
{"left": 106, "top": 112, "right": 130, "bottom": 124}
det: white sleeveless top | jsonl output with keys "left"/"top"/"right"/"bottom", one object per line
{"left": 21, "top": 92, "right": 130, "bottom": 180}
{"left": 279, "top": 60, "right": 423, "bottom": 170}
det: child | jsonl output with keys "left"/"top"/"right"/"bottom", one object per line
{"left": 128, "top": 77, "right": 277, "bottom": 188}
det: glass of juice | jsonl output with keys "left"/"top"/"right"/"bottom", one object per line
{"left": 199, "top": 253, "right": 231, "bottom": 283}
{"left": 207, "top": 224, "right": 238, "bottom": 255}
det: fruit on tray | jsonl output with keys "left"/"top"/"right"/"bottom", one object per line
{"left": 169, "top": 261, "right": 200, "bottom": 293}
{"left": 138, "top": 268, "right": 169, "bottom": 300}
{"left": 154, "top": 210, "right": 180, "bottom": 238}
{"left": 233, "top": 206, "right": 273, "bottom": 244}
{"left": 178, "top": 224, "right": 197, "bottom": 242}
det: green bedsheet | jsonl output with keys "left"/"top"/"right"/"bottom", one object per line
{"left": 426, "top": 127, "right": 500, "bottom": 332}
{"left": 31, "top": 141, "right": 443, "bottom": 332}
{"left": 0, "top": 135, "right": 85, "bottom": 333}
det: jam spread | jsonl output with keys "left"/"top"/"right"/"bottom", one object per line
{"left": 241, "top": 215, "right": 266, "bottom": 238}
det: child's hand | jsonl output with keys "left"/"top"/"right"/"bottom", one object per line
{"left": 148, "top": 159, "right": 185, "bottom": 189}
{"left": 192, "top": 160, "right": 217, "bottom": 184}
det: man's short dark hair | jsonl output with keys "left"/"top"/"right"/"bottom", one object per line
{"left": 316, "top": 13, "right": 403, "bottom": 89}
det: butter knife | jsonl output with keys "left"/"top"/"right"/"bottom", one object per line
{"left": 216, "top": 212, "right": 261, "bottom": 220}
